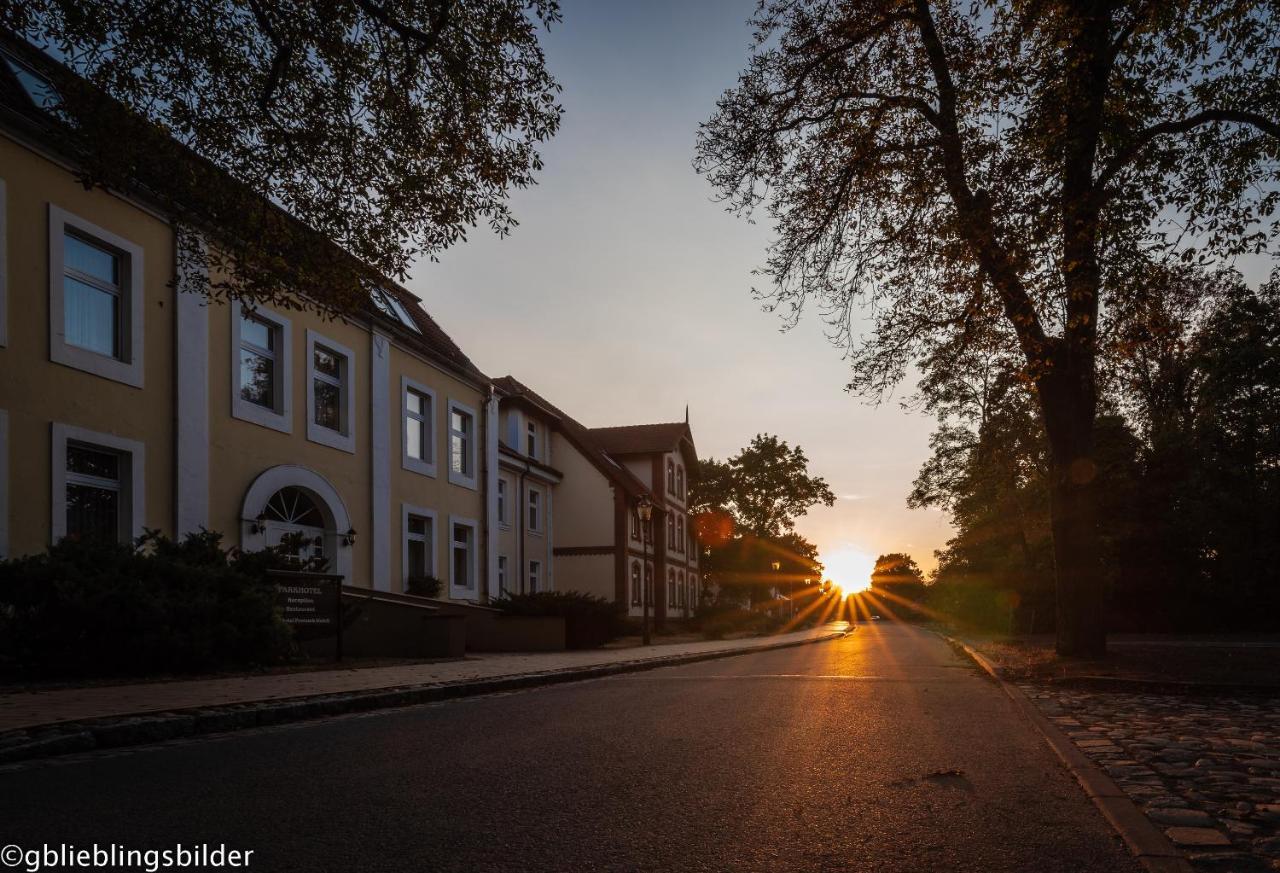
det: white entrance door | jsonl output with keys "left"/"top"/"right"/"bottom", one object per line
{"left": 261, "top": 487, "right": 329, "bottom": 565}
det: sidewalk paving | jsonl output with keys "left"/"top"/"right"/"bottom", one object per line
{"left": 0, "top": 624, "right": 847, "bottom": 735}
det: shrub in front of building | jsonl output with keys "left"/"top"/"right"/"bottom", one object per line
{"left": 693, "top": 602, "right": 784, "bottom": 640}
{"left": 0, "top": 530, "right": 297, "bottom": 678}
{"left": 489, "top": 591, "right": 627, "bottom": 649}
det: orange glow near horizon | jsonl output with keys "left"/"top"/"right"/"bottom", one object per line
{"left": 820, "top": 547, "right": 875, "bottom": 596}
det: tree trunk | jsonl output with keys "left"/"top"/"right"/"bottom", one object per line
{"left": 1039, "top": 371, "right": 1108, "bottom": 657}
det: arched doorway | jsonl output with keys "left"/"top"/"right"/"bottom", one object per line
{"left": 240, "top": 465, "right": 353, "bottom": 582}
{"left": 260, "top": 486, "right": 327, "bottom": 563}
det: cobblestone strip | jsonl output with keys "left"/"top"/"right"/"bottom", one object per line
{"left": 1024, "top": 686, "right": 1280, "bottom": 873}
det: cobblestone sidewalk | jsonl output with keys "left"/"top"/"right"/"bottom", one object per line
{"left": 1026, "top": 686, "right": 1280, "bottom": 872}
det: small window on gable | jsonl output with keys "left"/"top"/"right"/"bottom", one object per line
{"left": 676, "top": 466, "right": 685, "bottom": 499}
{"left": 667, "top": 459, "right": 675, "bottom": 492}
{"left": 526, "top": 420, "right": 538, "bottom": 459}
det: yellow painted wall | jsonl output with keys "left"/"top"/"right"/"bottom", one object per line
{"left": 0, "top": 135, "right": 175, "bottom": 556}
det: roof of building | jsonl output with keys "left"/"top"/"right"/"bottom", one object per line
{"left": 493, "top": 376, "right": 656, "bottom": 499}
{"left": 587, "top": 422, "right": 695, "bottom": 458}
{"left": 0, "top": 36, "right": 488, "bottom": 387}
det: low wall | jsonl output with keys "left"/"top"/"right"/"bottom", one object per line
{"left": 424, "top": 599, "right": 567, "bottom": 652}
{"left": 339, "top": 589, "right": 466, "bottom": 659}
{"left": 467, "top": 615, "right": 566, "bottom": 652}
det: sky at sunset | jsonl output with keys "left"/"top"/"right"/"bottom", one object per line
{"left": 408, "top": 0, "right": 954, "bottom": 580}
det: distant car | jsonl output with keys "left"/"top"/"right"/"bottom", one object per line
{"left": 871, "top": 614, "right": 881, "bottom": 621}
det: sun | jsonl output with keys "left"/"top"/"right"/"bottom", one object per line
{"left": 821, "top": 547, "right": 875, "bottom": 596}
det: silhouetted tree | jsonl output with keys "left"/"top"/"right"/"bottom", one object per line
{"left": 697, "top": 0, "right": 1279, "bottom": 655}
{"left": 4, "top": 1, "right": 562, "bottom": 313}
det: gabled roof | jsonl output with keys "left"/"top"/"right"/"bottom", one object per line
{"left": 588, "top": 422, "right": 695, "bottom": 458}
{"left": 0, "top": 36, "right": 487, "bottom": 387}
{"left": 493, "top": 376, "right": 653, "bottom": 498}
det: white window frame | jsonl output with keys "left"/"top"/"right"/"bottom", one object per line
{"left": 528, "top": 559, "right": 541, "bottom": 594}
{"left": 497, "top": 477, "right": 510, "bottom": 527}
{"left": 497, "top": 554, "right": 509, "bottom": 595}
{"left": 676, "top": 466, "right": 684, "bottom": 499}
{"left": 630, "top": 508, "right": 640, "bottom": 541}
{"left": 401, "top": 503, "right": 437, "bottom": 592}
{"left": 630, "top": 561, "right": 642, "bottom": 606}
{"left": 447, "top": 398, "right": 478, "bottom": 490}
{"left": 305, "top": 329, "right": 355, "bottom": 453}
{"left": 527, "top": 485, "right": 543, "bottom": 534}
{"left": 0, "top": 178, "right": 8, "bottom": 348}
{"left": 448, "top": 515, "right": 480, "bottom": 598}
{"left": 50, "top": 422, "right": 145, "bottom": 543}
{"left": 526, "top": 419, "right": 538, "bottom": 459}
{"left": 400, "top": 376, "right": 437, "bottom": 478}
{"left": 48, "top": 205, "right": 145, "bottom": 388}
{"left": 231, "top": 304, "right": 292, "bottom": 433}
{"left": 0, "top": 409, "right": 8, "bottom": 559}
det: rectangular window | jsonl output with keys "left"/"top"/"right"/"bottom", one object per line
{"left": 497, "top": 478, "right": 508, "bottom": 525}
{"left": 526, "top": 420, "right": 538, "bottom": 458}
{"left": 231, "top": 306, "right": 292, "bottom": 433}
{"left": 239, "top": 313, "right": 276, "bottom": 408}
{"left": 630, "top": 509, "right": 640, "bottom": 541}
{"left": 528, "top": 560, "right": 541, "bottom": 594}
{"left": 447, "top": 400, "right": 477, "bottom": 488}
{"left": 450, "top": 520, "right": 476, "bottom": 593}
{"left": 401, "top": 377, "right": 436, "bottom": 477}
{"left": 48, "top": 206, "right": 145, "bottom": 387}
{"left": 402, "top": 509, "right": 435, "bottom": 591}
{"left": 528, "top": 487, "right": 541, "bottom": 533}
{"left": 66, "top": 443, "right": 121, "bottom": 542}
{"left": 51, "top": 424, "right": 144, "bottom": 545}
{"left": 630, "top": 562, "right": 642, "bottom": 606}
{"left": 63, "top": 232, "right": 121, "bottom": 359}
{"left": 306, "top": 331, "right": 354, "bottom": 452}
{"left": 498, "top": 555, "right": 509, "bottom": 595}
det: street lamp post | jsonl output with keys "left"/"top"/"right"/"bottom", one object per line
{"left": 771, "top": 561, "right": 781, "bottom": 618}
{"left": 638, "top": 496, "right": 654, "bottom": 646}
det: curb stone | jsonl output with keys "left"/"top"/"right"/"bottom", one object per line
{"left": 940, "top": 632, "right": 1194, "bottom": 873}
{"left": 0, "top": 629, "right": 849, "bottom": 765}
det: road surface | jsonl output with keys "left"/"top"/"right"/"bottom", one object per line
{"left": 0, "top": 623, "right": 1139, "bottom": 872}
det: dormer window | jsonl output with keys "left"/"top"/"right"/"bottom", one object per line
{"left": 369, "top": 286, "right": 421, "bottom": 333}
{"left": 527, "top": 420, "right": 538, "bottom": 459}
{"left": 666, "top": 459, "right": 675, "bottom": 492}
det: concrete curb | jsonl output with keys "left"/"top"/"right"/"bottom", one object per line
{"left": 0, "top": 629, "right": 849, "bottom": 766}
{"left": 941, "top": 633, "right": 1193, "bottom": 873}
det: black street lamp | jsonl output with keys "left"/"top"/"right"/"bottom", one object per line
{"left": 638, "top": 496, "right": 654, "bottom": 646}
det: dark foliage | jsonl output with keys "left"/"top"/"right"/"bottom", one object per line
{"left": 488, "top": 591, "right": 627, "bottom": 649}
{"left": 0, "top": 530, "right": 303, "bottom": 678}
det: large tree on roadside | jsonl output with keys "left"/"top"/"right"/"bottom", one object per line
{"left": 696, "top": 0, "right": 1279, "bottom": 655}
{"left": 3, "top": 0, "right": 562, "bottom": 312}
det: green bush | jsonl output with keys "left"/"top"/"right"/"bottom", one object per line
{"left": 694, "top": 603, "right": 783, "bottom": 640}
{"left": 0, "top": 530, "right": 298, "bottom": 678}
{"left": 488, "top": 591, "right": 627, "bottom": 649}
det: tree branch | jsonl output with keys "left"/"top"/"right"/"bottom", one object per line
{"left": 1097, "top": 108, "right": 1280, "bottom": 191}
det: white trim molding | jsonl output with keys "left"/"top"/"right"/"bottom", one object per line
{"left": 400, "top": 502, "right": 438, "bottom": 593}
{"left": 48, "top": 204, "right": 146, "bottom": 388}
{"left": 305, "top": 328, "right": 357, "bottom": 453}
{"left": 0, "top": 409, "right": 8, "bottom": 558}
{"left": 174, "top": 230, "right": 209, "bottom": 535}
{"left": 239, "top": 465, "right": 353, "bottom": 583}
{"left": 485, "top": 389, "right": 500, "bottom": 599}
{"left": 446, "top": 396, "right": 479, "bottom": 491}
{"left": 370, "top": 332, "right": 391, "bottom": 591}
{"left": 231, "top": 303, "right": 292, "bottom": 434}
{"left": 447, "top": 514, "right": 480, "bottom": 600}
{"left": 0, "top": 177, "right": 7, "bottom": 347}
{"left": 400, "top": 375, "right": 437, "bottom": 478}
{"left": 50, "top": 422, "right": 146, "bottom": 544}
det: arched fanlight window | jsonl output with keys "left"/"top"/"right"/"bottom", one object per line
{"left": 263, "top": 487, "right": 325, "bottom": 527}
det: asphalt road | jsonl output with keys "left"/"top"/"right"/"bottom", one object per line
{"left": 1, "top": 624, "right": 1139, "bottom": 872}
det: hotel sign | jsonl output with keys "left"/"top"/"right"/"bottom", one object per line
{"left": 270, "top": 571, "right": 344, "bottom": 659}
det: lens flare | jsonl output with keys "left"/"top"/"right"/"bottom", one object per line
{"left": 821, "top": 547, "right": 875, "bottom": 596}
